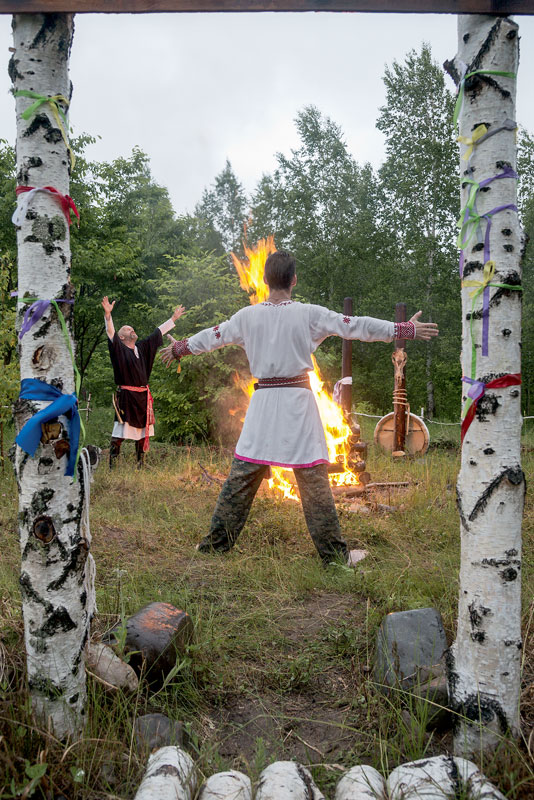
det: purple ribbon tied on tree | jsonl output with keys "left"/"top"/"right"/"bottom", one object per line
{"left": 11, "top": 292, "right": 74, "bottom": 340}
{"left": 462, "top": 376, "right": 486, "bottom": 402}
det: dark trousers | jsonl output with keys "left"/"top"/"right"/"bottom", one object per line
{"left": 109, "top": 437, "right": 145, "bottom": 468}
{"left": 197, "top": 457, "right": 348, "bottom": 564}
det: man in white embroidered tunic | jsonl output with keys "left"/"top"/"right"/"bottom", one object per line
{"left": 160, "top": 251, "right": 438, "bottom": 564}
{"left": 102, "top": 296, "right": 185, "bottom": 467}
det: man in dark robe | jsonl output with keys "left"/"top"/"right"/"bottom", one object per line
{"left": 102, "top": 296, "right": 185, "bottom": 467}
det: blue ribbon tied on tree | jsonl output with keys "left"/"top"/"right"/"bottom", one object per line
{"left": 16, "top": 378, "right": 80, "bottom": 477}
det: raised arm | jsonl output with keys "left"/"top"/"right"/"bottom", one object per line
{"left": 102, "top": 296, "right": 116, "bottom": 340}
{"left": 159, "top": 305, "right": 186, "bottom": 336}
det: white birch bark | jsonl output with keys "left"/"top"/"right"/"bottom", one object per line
{"left": 255, "top": 762, "right": 325, "bottom": 800}
{"left": 198, "top": 770, "right": 252, "bottom": 800}
{"left": 387, "top": 755, "right": 506, "bottom": 799}
{"left": 133, "top": 747, "right": 196, "bottom": 800}
{"left": 444, "top": 15, "right": 523, "bottom": 755}
{"left": 10, "top": 13, "right": 93, "bottom": 738}
{"left": 334, "top": 765, "right": 387, "bottom": 800}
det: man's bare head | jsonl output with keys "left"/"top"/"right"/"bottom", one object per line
{"left": 118, "top": 325, "right": 138, "bottom": 347}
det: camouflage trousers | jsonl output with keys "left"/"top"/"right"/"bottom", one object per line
{"left": 197, "top": 457, "right": 348, "bottom": 564}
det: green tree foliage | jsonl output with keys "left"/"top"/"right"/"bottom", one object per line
{"left": 149, "top": 251, "right": 248, "bottom": 443}
{"left": 376, "top": 43, "right": 460, "bottom": 418}
{"left": 195, "top": 159, "right": 248, "bottom": 254}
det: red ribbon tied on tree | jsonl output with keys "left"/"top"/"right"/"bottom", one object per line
{"left": 461, "top": 374, "right": 521, "bottom": 443}
{"left": 13, "top": 185, "right": 79, "bottom": 228}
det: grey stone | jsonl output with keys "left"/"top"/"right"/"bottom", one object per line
{"left": 104, "top": 602, "right": 193, "bottom": 682}
{"left": 374, "top": 608, "right": 448, "bottom": 691}
{"left": 411, "top": 675, "right": 451, "bottom": 730}
{"left": 133, "top": 713, "right": 184, "bottom": 755}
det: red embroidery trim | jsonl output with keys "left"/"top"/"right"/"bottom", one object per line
{"left": 394, "top": 321, "right": 416, "bottom": 340}
{"left": 343, "top": 316, "right": 351, "bottom": 324}
{"left": 172, "top": 339, "right": 192, "bottom": 360}
{"left": 213, "top": 324, "right": 221, "bottom": 339}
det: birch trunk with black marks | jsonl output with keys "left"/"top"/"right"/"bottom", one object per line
{"left": 10, "top": 13, "right": 93, "bottom": 738}
{"left": 445, "top": 15, "right": 523, "bottom": 755}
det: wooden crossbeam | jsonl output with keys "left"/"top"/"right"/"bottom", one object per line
{"left": 0, "top": 0, "right": 533, "bottom": 13}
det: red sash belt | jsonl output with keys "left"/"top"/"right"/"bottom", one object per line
{"left": 119, "top": 385, "right": 154, "bottom": 452}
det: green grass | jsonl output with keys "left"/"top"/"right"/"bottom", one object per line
{"left": 0, "top": 414, "right": 534, "bottom": 798}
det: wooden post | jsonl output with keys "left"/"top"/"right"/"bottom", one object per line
{"left": 392, "top": 302, "right": 407, "bottom": 453}
{"left": 341, "top": 297, "right": 353, "bottom": 420}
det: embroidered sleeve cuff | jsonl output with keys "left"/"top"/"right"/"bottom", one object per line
{"left": 172, "top": 339, "right": 192, "bottom": 360}
{"left": 394, "top": 321, "right": 416, "bottom": 340}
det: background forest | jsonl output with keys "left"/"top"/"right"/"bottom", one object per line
{"left": 2, "top": 44, "right": 534, "bottom": 446}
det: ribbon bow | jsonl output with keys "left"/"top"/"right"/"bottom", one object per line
{"left": 16, "top": 378, "right": 81, "bottom": 477}
{"left": 457, "top": 124, "right": 488, "bottom": 161}
{"left": 14, "top": 90, "right": 75, "bottom": 170}
{"left": 13, "top": 185, "right": 79, "bottom": 228}
{"left": 453, "top": 69, "right": 516, "bottom": 127}
{"left": 461, "top": 374, "right": 521, "bottom": 442}
{"left": 462, "top": 259, "right": 495, "bottom": 299}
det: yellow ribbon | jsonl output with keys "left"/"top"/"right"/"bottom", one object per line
{"left": 461, "top": 260, "right": 495, "bottom": 298}
{"left": 15, "top": 90, "right": 75, "bottom": 171}
{"left": 457, "top": 124, "right": 488, "bottom": 161}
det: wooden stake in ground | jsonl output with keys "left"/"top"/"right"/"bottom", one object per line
{"left": 10, "top": 13, "right": 92, "bottom": 738}
{"left": 444, "top": 14, "right": 523, "bottom": 755}
{"left": 392, "top": 302, "right": 407, "bottom": 452}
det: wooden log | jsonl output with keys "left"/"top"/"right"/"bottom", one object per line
{"left": 341, "top": 297, "right": 353, "bottom": 419}
{"left": 198, "top": 770, "right": 252, "bottom": 799}
{"left": 332, "top": 485, "right": 367, "bottom": 498}
{"left": 0, "top": 0, "right": 533, "bottom": 14}
{"left": 393, "top": 302, "right": 407, "bottom": 453}
{"left": 134, "top": 746, "right": 196, "bottom": 800}
{"left": 387, "top": 756, "right": 506, "bottom": 800}
{"left": 335, "top": 765, "right": 387, "bottom": 799}
{"left": 255, "top": 762, "right": 325, "bottom": 800}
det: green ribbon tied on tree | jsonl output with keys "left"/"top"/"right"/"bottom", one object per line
{"left": 14, "top": 90, "right": 75, "bottom": 170}
{"left": 453, "top": 69, "right": 516, "bottom": 127}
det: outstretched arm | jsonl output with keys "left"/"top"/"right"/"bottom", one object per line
{"left": 408, "top": 311, "right": 439, "bottom": 341}
{"left": 102, "top": 296, "right": 116, "bottom": 340}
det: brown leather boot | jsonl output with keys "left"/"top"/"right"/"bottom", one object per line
{"left": 109, "top": 437, "right": 123, "bottom": 469}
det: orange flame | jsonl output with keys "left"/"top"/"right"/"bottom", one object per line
{"left": 231, "top": 237, "right": 359, "bottom": 500}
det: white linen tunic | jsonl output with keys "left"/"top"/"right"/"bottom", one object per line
{"left": 186, "top": 301, "right": 395, "bottom": 468}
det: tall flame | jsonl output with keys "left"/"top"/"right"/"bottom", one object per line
{"left": 231, "top": 237, "right": 359, "bottom": 501}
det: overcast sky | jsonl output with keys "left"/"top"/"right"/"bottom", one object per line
{"left": 0, "top": 12, "right": 533, "bottom": 214}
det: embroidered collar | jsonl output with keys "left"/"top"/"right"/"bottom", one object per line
{"left": 262, "top": 300, "right": 294, "bottom": 307}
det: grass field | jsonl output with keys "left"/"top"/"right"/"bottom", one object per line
{"left": 1, "top": 412, "right": 534, "bottom": 798}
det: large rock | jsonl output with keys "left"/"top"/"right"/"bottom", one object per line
{"left": 374, "top": 608, "right": 447, "bottom": 691}
{"left": 134, "top": 713, "right": 184, "bottom": 756}
{"left": 105, "top": 602, "right": 193, "bottom": 682}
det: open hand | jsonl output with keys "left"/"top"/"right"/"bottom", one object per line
{"left": 409, "top": 311, "right": 439, "bottom": 341}
{"left": 101, "top": 296, "right": 115, "bottom": 317}
{"left": 160, "top": 334, "right": 177, "bottom": 367}
{"left": 172, "top": 304, "right": 186, "bottom": 322}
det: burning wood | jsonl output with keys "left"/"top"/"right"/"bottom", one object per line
{"left": 230, "top": 237, "right": 364, "bottom": 501}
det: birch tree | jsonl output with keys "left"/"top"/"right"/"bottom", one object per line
{"left": 10, "top": 13, "right": 93, "bottom": 738}
{"left": 444, "top": 14, "right": 523, "bottom": 755}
